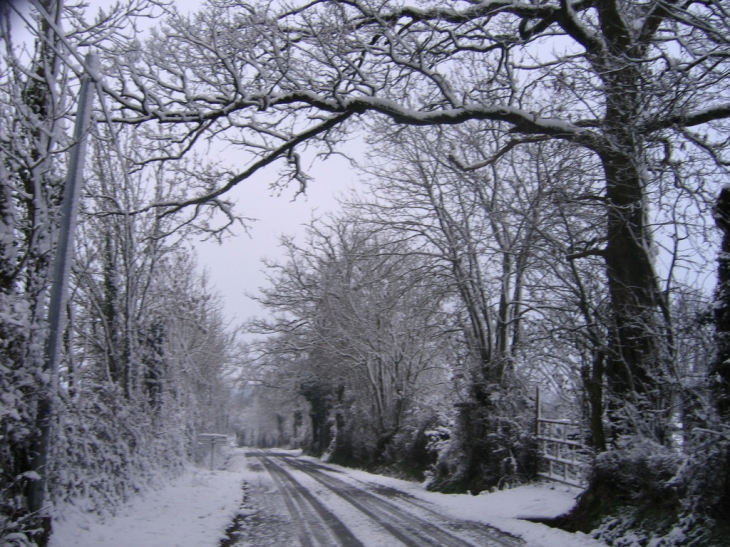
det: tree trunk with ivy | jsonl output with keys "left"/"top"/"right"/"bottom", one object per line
{"left": 713, "top": 187, "right": 730, "bottom": 419}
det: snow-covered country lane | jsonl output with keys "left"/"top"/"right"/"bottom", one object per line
{"left": 50, "top": 447, "right": 606, "bottom": 547}
{"left": 240, "top": 449, "right": 520, "bottom": 547}
{"left": 236, "top": 449, "right": 605, "bottom": 547}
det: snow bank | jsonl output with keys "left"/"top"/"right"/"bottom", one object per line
{"left": 49, "top": 451, "right": 253, "bottom": 547}
{"left": 432, "top": 484, "right": 604, "bottom": 547}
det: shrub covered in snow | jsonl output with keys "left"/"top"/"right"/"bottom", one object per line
{"left": 561, "top": 433, "right": 730, "bottom": 546}
{"left": 426, "top": 386, "right": 538, "bottom": 494}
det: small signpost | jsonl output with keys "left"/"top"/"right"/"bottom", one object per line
{"left": 197, "top": 434, "right": 228, "bottom": 470}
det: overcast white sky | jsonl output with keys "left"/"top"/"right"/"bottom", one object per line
{"left": 193, "top": 153, "right": 362, "bottom": 327}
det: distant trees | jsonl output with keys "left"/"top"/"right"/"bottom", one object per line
{"left": 250, "top": 218, "right": 451, "bottom": 472}
{"left": 230, "top": 349, "right": 314, "bottom": 449}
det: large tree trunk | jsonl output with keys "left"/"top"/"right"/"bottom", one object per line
{"left": 602, "top": 149, "right": 669, "bottom": 441}
{"left": 712, "top": 187, "right": 730, "bottom": 419}
{"left": 582, "top": 349, "right": 606, "bottom": 452}
{"left": 597, "top": 52, "right": 672, "bottom": 445}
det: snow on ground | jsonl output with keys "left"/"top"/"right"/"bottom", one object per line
{"left": 50, "top": 448, "right": 604, "bottom": 547}
{"left": 299, "top": 455, "right": 605, "bottom": 547}
{"left": 49, "top": 449, "right": 255, "bottom": 547}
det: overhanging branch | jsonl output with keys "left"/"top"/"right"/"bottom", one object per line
{"left": 134, "top": 110, "right": 355, "bottom": 217}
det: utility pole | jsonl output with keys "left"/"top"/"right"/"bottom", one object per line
{"left": 27, "top": 54, "right": 98, "bottom": 523}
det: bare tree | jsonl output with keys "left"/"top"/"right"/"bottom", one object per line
{"left": 0, "top": 2, "right": 237, "bottom": 540}
{"left": 97, "top": 0, "right": 730, "bottom": 448}
{"left": 57, "top": 121, "right": 237, "bottom": 510}
{"left": 251, "top": 216, "right": 450, "bottom": 469}
{"left": 349, "top": 124, "right": 610, "bottom": 487}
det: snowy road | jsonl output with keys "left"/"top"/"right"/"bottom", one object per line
{"left": 235, "top": 450, "right": 524, "bottom": 547}
{"left": 51, "top": 447, "right": 603, "bottom": 547}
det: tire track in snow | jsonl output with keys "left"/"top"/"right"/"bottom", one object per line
{"left": 278, "top": 455, "right": 523, "bottom": 547}
{"left": 341, "top": 477, "right": 524, "bottom": 545}
{"left": 258, "top": 456, "right": 365, "bottom": 547}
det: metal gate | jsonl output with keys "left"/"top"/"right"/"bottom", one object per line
{"left": 535, "top": 388, "right": 588, "bottom": 487}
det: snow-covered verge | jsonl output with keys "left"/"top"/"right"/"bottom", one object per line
{"left": 49, "top": 448, "right": 604, "bottom": 547}
{"left": 429, "top": 484, "right": 602, "bottom": 547}
{"left": 310, "top": 457, "right": 605, "bottom": 547}
{"left": 48, "top": 450, "right": 254, "bottom": 547}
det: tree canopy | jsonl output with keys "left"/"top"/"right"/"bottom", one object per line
{"left": 2, "top": 0, "right": 730, "bottom": 544}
